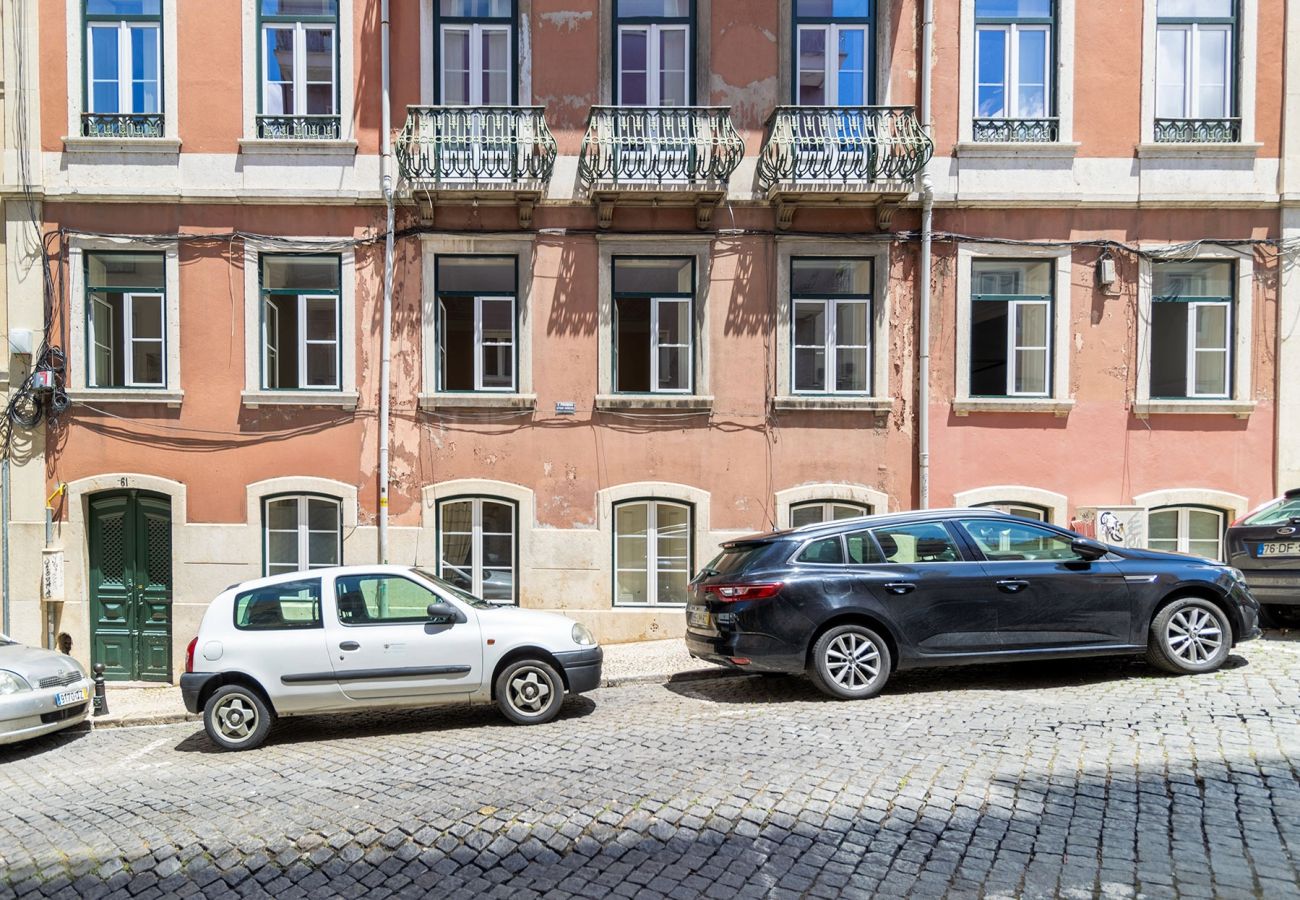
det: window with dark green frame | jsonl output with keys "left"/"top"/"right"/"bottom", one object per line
{"left": 83, "top": 0, "right": 163, "bottom": 138}
{"left": 973, "top": 0, "right": 1056, "bottom": 142}
{"left": 435, "top": 0, "right": 518, "bottom": 105}
{"left": 258, "top": 0, "right": 340, "bottom": 140}
{"left": 435, "top": 256, "right": 518, "bottom": 392}
{"left": 615, "top": 0, "right": 694, "bottom": 106}
{"left": 85, "top": 251, "right": 166, "bottom": 388}
{"left": 612, "top": 257, "right": 694, "bottom": 393}
{"left": 793, "top": 0, "right": 873, "bottom": 105}
{"left": 970, "top": 259, "right": 1053, "bottom": 398}
{"left": 1150, "top": 260, "right": 1233, "bottom": 399}
{"left": 791, "top": 257, "right": 872, "bottom": 395}
{"left": 260, "top": 255, "right": 342, "bottom": 390}
{"left": 1155, "top": 0, "right": 1238, "bottom": 142}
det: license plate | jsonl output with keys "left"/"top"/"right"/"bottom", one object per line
{"left": 55, "top": 687, "right": 87, "bottom": 707}
{"left": 1257, "top": 542, "right": 1300, "bottom": 558}
{"left": 687, "top": 606, "right": 712, "bottom": 629}
{"left": 1245, "top": 574, "right": 1296, "bottom": 586}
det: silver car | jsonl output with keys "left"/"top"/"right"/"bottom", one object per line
{"left": 0, "top": 633, "right": 93, "bottom": 746}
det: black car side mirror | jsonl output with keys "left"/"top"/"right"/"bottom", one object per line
{"left": 1071, "top": 538, "right": 1109, "bottom": 561}
{"left": 426, "top": 602, "right": 463, "bottom": 625}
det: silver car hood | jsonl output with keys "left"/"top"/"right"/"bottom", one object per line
{"left": 0, "top": 643, "right": 85, "bottom": 681}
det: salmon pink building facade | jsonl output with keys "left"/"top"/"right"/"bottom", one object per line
{"left": 0, "top": 0, "right": 1297, "bottom": 682}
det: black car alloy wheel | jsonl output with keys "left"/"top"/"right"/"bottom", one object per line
{"left": 808, "top": 624, "right": 892, "bottom": 700}
{"left": 1147, "top": 597, "right": 1232, "bottom": 675}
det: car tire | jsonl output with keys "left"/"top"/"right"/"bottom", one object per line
{"left": 495, "top": 659, "right": 565, "bottom": 725}
{"left": 1263, "top": 604, "right": 1300, "bottom": 629}
{"left": 807, "top": 624, "right": 891, "bottom": 700}
{"left": 203, "top": 684, "right": 274, "bottom": 751}
{"left": 1146, "top": 597, "right": 1232, "bottom": 675}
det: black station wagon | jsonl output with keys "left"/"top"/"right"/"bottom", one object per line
{"left": 686, "top": 509, "right": 1261, "bottom": 700}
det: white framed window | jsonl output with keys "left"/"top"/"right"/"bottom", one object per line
{"left": 440, "top": 23, "right": 512, "bottom": 105}
{"left": 84, "top": 252, "right": 166, "bottom": 389}
{"left": 1148, "top": 505, "right": 1225, "bottom": 559}
{"left": 613, "top": 257, "right": 694, "bottom": 394}
{"left": 614, "top": 499, "right": 692, "bottom": 606}
{"left": 1155, "top": 1, "right": 1234, "bottom": 123}
{"left": 790, "top": 501, "right": 871, "bottom": 528}
{"left": 614, "top": 1, "right": 692, "bottom": 106}
{"left": 792, "top": 0, "right": 873, "bottom": 105}
{"left": 260, "top": 255, "right": 342, "bottom": 391}
{"left": 86, "top": 17, "right": 161, "bottom": 118}
{"left": 974, "top": 501, "right": 1048, "bottom": 521}
{"left": 973, "top": 1, "right": 1053, "bottom": 124}
{"left": 438, "top": 497, "right": 517, "bottom": 604}
{"left": 1149, "top": 260, "right": 1233, "bottom": 400}
{"left": 264, "top": 494, "right": 342, "bottom": 576}
{"left": 258, "top": 1, "right": 339, "bottom": 140}
{"left": 435, "top": 256, "right": 517, "bottom": 392}
{"left": 970, "top": 259, "right": 1053, "bottom": 398}
{"left": 791, "top": 258, "right": 873, "bottom": 395}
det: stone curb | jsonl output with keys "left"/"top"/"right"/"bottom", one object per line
{"left": 86, "top": 667, "right": 736, "bottom": 729}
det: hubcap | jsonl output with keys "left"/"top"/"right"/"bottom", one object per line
{"left": 507, "top": 668, "right": 553, "bottom": 715}
{"left": 1167, "top": 607, "right": 1224, "bottom": 665}
{"left": 824, "top": 632, "right": 881, "bottom": 691}
{"left": 213, "top": 694, "right": 259, "bottom": 742}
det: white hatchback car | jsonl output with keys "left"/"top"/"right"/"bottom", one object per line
{"left": 181, "top": 565, "right": 603, "bottom": 750}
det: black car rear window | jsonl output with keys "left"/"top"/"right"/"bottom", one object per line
{"left": 234, "top": 578, "right": 323, "bottom": 630}
{"left": 1243, "top": 496, "right": 1300, "bottom": 525}
{"left": 704, "top": 544, "right": 767, "bottom": 577}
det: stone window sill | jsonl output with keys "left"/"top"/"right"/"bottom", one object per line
{"left": 953, "top": 397, "right": 1075, "bottom": 417}
{"left": 1132, "top": 400, "right": 1255, "bottom": 419}
{"left": 1136, "top": 142, "right": 1262, "bottom": 159}
{"left": 62, "top": 137, "right": 181, "bottom": 154}
{"left": 68, "top": 389, "right": 184, "bottom": 408}
{"left": 595, "top": 394, "right": 713, "bottom": 412}
{"left": 241, "top": 390, "right": 358, "bottom": 410}
{"left": 955, "top": 141, "right": 1080, "bottom": 159}
{"left": 772, "top": 395, "right": 892, "bottom": 414}
{"left": 418, "top": 393, "right": 536, "bottom": 411}
{"left": 238, "top": 138, "right": 359, "bottom": 157}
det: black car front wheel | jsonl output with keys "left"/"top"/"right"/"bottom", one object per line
{"left": 808, "top": 624, "right": 891, "bottom": 700}
{"left": 1146, "top": 597, "right": 1232, "bottom": 675}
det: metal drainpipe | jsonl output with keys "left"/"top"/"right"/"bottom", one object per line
{"left": 917, "top": 0, "right": 935, "bottom": 510}
{"left": 378, "top": 0, "right": 394, "bottom": 563}
{"left": 2, "top": 456, "right": 9, "bottom": 635}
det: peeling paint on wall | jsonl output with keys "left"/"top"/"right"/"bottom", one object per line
{"left": 540, "top": 10, "right": 592, "bottom": 31}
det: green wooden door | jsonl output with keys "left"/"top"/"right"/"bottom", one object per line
{"left": 88, "top": 491, "right": 173, "bottom": 682}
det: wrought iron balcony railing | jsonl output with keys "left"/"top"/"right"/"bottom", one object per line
{"left": 972, "top": 117, "right": 1059, "bottom": 143}
{"left": 395, "top": 106, "right": 557, "bottom": 185}
{"left": 578, "top": 107, "right": 744, "bottom": 187}
{"left": 1154, "top": 117, "right": 1241, "bottom": 143}
{"left": 81, "top": 113, "right": 164, "bottom": 139}
{"left": 256, "top": 115, "right": 342, "bottom": 141}
{"left": 757, "top": 106, "right": 933, "bottom": 193}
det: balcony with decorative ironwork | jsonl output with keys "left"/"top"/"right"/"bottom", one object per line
{"left": 577, "top": 106, "right": 745, "bottom": 229}
{"left": 972, "top": 117, "right": 1059, "bottom": 143}
{"left": 256, "top": 115, "right": 342, "bottom": 141}
{"left": 1154, "top": 117, "right": 1241, "bottom": 143}
{"left": 757, "top": 106, "right": 933, "bottom": 229}
{"left": 81, "top": 113, "right": 165, "bottom": 139}
{"left": 395, "top": 106, "right": 557, "bottom": 228}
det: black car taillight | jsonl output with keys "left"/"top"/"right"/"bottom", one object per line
{"left": 703, "top": 583, "right": 783, "bottom": 602}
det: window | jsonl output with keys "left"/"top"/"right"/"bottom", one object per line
{"left": 1241, "top": 494, "right": 1300, "bottom": 526}
{"left": 870, "top": 522, "right": 962, "bottom": 563}
{"left": 791, "top": 258, "right": 873, "bottom": 395}
{"left": 973, "top": 0, "right": 1054, "bottom": 141}
{"left": 435, "top": 256, "right": 517, "bottom": 392}
{"left": 973, "top": 501, "right": 1048, "bottom": 521}
{"left": 436, "top": 0, "right": 516, "bottom": 105}
{"left": 258, "top": 0, "right": 340, "bottom": 140}
{"left": 970, "top": 259, "right": 1053, "bottom": 397}
{"left": 85, "top": 251, "right": 166, "bottom": 388}
{"left": 84, "top": 0, "right": 162, "bottom": 138}
{"left": 614, "top": 500, "right": 692, "bottom": 606}
{"left": 790, "top": 501, "right": 871, "bottom": 528}
{"left": 844, "top": 529, "right": 885, "bottom": 564}
{"left": 260, "top": 255, "right": 342, "bottom": 390}
{"left": 1150, "top": 261, "right": 1233, "bottom": 399}
{"left": 794, "top": 0, "right": 872, "bottom": 105}
{"left": 438, "top": 497, "right": 517, "bottom": 605}
{"left": 616, "top": 0, "right": 693, "bottom": 106}
{"left": 336, "top": 573, "right": 441, "bottom": 625}
{"left": 234, "top": 578, "right": 323, "bottom": 630}
{"left": 613, "top": 257, "right": 694, "bottom": 393}
{"left": 960, "top": 518, "right": 1083, "bottom": 561}
{"left": 264, "top": 495, "right": 342, "bottom": 576}
{"left": 1148, "top": 505, "right": 1225, "bottom": 559}
{"left": 797, "top": 536, "right": 845, "bottom": 564}
{"left": 1155, "top": 0, "right": 1236, "bottom": 141}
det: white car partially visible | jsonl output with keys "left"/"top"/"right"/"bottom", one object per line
{"left": 0, "top": 633, "right": 92, "bottom": 746}
{"left": 181, "top": 565, "right": 603, "bottom": 750}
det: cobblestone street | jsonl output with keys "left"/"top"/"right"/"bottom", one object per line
{"left": 3, "top": 637, "right": 1300, "bottom": 900}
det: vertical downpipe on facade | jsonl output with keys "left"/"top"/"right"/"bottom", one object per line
{"left": 917, "top": 0, "right": 935, "bottom": 509}
{"left": 379, "top": 0, "right": 394, "bottom": 562}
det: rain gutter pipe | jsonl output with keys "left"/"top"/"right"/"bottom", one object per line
{"left": 379, "top": 0, "right": 394, "bottom": 562}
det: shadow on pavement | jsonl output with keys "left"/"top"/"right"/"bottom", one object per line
{"left": 0, "top": 721, "right": 93, "bottom": 761}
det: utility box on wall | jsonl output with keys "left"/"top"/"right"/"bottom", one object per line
{"left": 1072, "top": 506, "right": 1147, "bottom": 549}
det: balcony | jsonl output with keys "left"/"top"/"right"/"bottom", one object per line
{"left": 256, "top": 115, "right": 342, "bottom": 141}
{"left": 972, "top": 117, "right": 1059, "bottom": 143}
{"left": 394, "top": 106, "right": 557, "bottom": 227}
{"left": 1154, "top": 117, "right": 1241, "bottom": 143}
{"left": 757, "top": 106, "right": 933, "bottom": 229}
{"left": 81, "top": 113, "right": 164, "bottom": 139}
{"left": 577, "top": 106, "right": 745, "bottom": 228}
